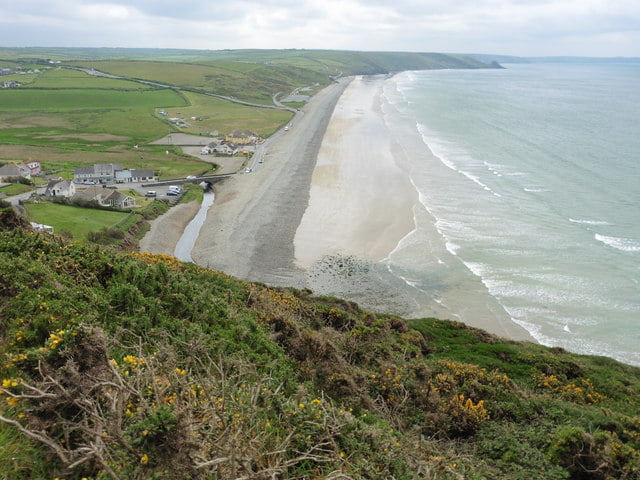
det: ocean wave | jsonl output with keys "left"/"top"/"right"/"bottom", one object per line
{"left": 569, "top": 218, "right": 610, "bottom": 226}
{"left": 595, "top": 233, "right": 640, "bottom": 252}
{"left": 445, "top": 241, "right": 460, "bottom": 255}
{"left": 523, "top": 187, "right": 548, "bottom": 192}
{"left": 415, "top": 124, "right": 502, "bottom": 197}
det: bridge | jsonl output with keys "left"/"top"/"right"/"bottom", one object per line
{"left": 142, "top": 173, "right": 235, "bottom": 190}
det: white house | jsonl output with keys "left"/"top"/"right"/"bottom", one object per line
{"left": 115, "top": 169, "right": 155, "bottom": 183}
{"left": 44, "top": 180, "right": 76, "bottom": 198}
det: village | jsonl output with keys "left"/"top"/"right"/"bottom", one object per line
{"left": 0, "top": 128, "right": 263, "bottom": 234}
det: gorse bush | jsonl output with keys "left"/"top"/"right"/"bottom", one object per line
{"left": 1, "top": 227, "right": 640, "bottom": 479}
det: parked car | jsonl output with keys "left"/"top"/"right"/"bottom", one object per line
{"left": 145, "top": 191, "right": 157, "bottom": 197}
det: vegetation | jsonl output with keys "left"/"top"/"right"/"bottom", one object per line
{"left": 158, "top": 91, "right": 293, "bottom": 137}
{"left": 1, "top": 224, "right": 639, "bottom": 479}
{"left": 22, "top": 201, "right": 132, "bottom": 240}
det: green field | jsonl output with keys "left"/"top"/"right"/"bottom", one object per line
{"left": 162, "top": 91, "right": 292, "bottom": 137}
{"left": 0, "top": 183, "right": 34, "bottom": 196}
{"left": 70, "top": 60, "right": 328, "bottom": 104}
{"left": 24, "top": 67, "right": 153, "bottom": 89}
{"left": 0, "top": 87, "right": 182, "bottom": 111}
{"left": 23, "top": 202, "right": 132, "bottom": 240}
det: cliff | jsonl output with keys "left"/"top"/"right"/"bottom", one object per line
{"left": 1, "top": 224, "right": 639, "bottom": 479}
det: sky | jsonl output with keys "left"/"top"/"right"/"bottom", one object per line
{"left": 1, "top": 0, "right": 639, "bottom": 57}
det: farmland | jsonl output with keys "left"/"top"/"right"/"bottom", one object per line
{"left": 69, "top": 60, "right": 329, "bottom": 104}
{"left": 159, "top": 91, "right": 292, "bottom": 137}
{"left": 0, "top": 63, "right": 299, "bottom": 181}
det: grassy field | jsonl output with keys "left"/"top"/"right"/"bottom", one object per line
{"left": 0, "top": 183, "right": 35, "bottom": 196}
{"left": 70, "top": 60, "right": 328, "bottom": 104}
{"left": 23, "top": 202, "right": 132, "bottom": 240}
{"left": 24, "top": 67, "right": 153, "bottom": 89}
{"left": 0, "top": 87, "right": 182, "bottom": 111}
{"left": 161, "top": 91, "right": 293, "bottom": 137}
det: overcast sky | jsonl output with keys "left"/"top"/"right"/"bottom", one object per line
{"left": 1, "top": 0, "right": 639, "bottom": 57}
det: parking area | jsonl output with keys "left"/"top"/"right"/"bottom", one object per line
{"left": 113, "top": 183, "right": 185, "bottom": 198}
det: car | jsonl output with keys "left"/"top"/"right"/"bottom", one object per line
{"left": 186, "top": 175, "right": 196, "bottom": 180}
{"left": 145, "top": 191, "right": 157, "bottom": 197}
{"left": 167, "top": 191, "right": 178, "bottom": 196}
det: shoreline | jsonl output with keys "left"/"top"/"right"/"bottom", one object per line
{"left": 141, "top": 76, "right": 533, "bottom": 343}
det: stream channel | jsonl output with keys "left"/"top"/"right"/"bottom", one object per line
{"left": 174, "top": 192, "right": 215, "bottom": 262}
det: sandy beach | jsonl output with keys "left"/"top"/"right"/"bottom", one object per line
{"left": 188, "top": 78, "right": 352, "bottom": 286}
{"left": 294, "top": 76, "right": 416, "bottom": 268}
{"left": 141, "top": 75, "right": 533, "bottom": 342}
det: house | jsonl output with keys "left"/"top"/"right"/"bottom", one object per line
{"left": 93, "top": 163, "right": 122, "bottom": 182}
{"left": 74, "top": 186, "right": 135, "bottom": 208}
{"left": 44, "top": 179, "right": 76, "bottom": 198}
{"left": 73, "top": 166, "right": 96, "bottom": 183}
{"left": 215, "top": 143, "right": 237, "bottom": 155}
{"left": 0, "top": 163, "right": 31, "bottom": 181}
{"left": 26, "top": 161, "right": 41, "bottom": 176}
{"left": 101, "top": 190, "right": 135, "bottom": 208}
{"left": 115, "top": 170, "right": 131, "bottom": 183}
{"left": 224, "top": 130, "right": 259, "bottom": 145}
{"left": 116, "top": 169, "right": 155, "bottom": 183}
{"left": 74, "top": 185, "right": 108, "bottom": 203}
{"left": 73, "top": 163, "right": 123, "bottom": 183}
{"left": 131, "top": 169, "right": 155, "bottom": 183}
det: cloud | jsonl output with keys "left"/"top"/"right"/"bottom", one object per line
{"left": 0, "top": 0, "right": 638, "bottom": 56}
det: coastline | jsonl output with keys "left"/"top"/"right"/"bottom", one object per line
{"left": 142, "top": 76, "right": 533, "bottom": 343}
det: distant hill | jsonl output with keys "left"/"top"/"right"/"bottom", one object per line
{"left": 0, "top": 47, "right": 498, "bottom": 75}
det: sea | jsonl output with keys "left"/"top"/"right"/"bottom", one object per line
{"left": 378, "top": 61, "right": 640, "bottom": 366}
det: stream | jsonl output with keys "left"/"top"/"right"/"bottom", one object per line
{"left": 173, "top": 192, "right": 215, "bottom": 262}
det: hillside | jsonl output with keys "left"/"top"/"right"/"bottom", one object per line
{"left": 1, "top": 222, "right": 639, "bottom": 479}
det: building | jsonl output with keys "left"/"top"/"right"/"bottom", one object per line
{"left": 44, "top": 179, "right": 76, "bottom": 198}
{"left": 101, "top": 190, "right": 135, "bottom": 208}
{"left": 115, "top": 169, "right": 155, "bottom": 183}
{"left": 224, "top": 130, "right": 259, "bottom": 146}
{"left": 74, "top": 186, "right": 135, "bottom": 208}
{"left": 26, "top": 161, "right": 41, "bottom": 176}
{"left": 73, "top": 163, "right": 123, "bottom": 184}
{"left": 203, "top": 141, "right": 238, "bottom": 156}
{"left": 0, "top": 163, "right": 31, "bottom": 181}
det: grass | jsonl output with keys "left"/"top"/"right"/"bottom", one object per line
{"left": 0, "top": 183, "right": 34, "bottom": 196}
{"left": 178, "top": 183, "right": 204, "bottom": 204}
{"left": 24, "top": 67, "right": 153, "bottom": 89}
{"left": 0, "top": 422, "right": 46, "bottom": 480}
{"left": 70, "top": 60, "right": 329, "bottom": 104}
{"left": 0, "top": 88, "right": 183, "bottom": 111}
{"left": 160, "top": 91, "right": 293, "bottom": 137}
{"left": 23, "top": 202, "right": 131, "bottom": 240}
